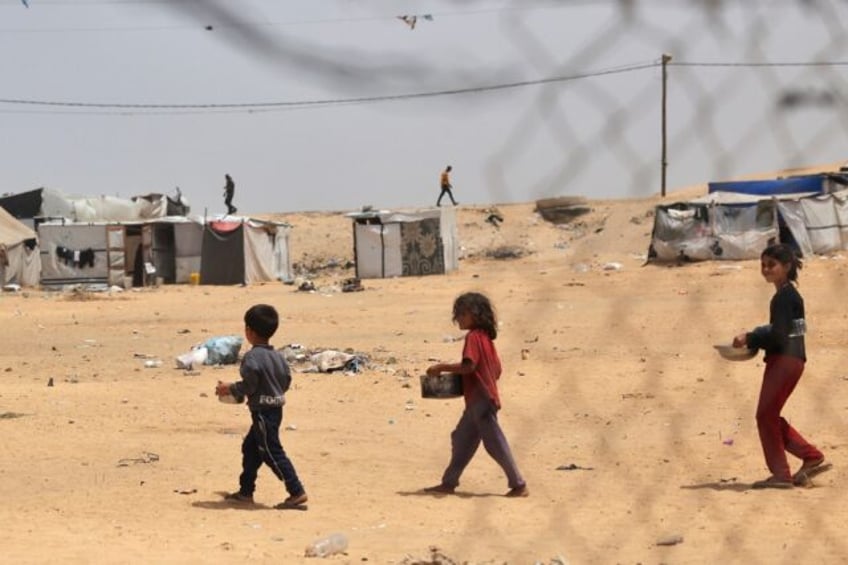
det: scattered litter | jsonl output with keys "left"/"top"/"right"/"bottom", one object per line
{"left": 556, "top": 463, "right": 594, "bottom": 471}
{"left": 173, "top": 488, "right": 197, "bottom": 495}
{"left": 341, "top": 278, "right": 363, "bottom": 292}
{"left": 117, "top": 452, "right": 160, "bottom": 467}
{"left": 144, "top": 359, "right": 163, "bottom": 368}
{"left": 486, "top": 245, "right": 528, "bottom": 260}
{"left": 400, "top": 545, "right": 461, "bottom": 565}
{"left": 722, "top": 438, "right": 734, "bottom": 446}
{"left": 0, "top": 412, "right": 26, "bottom": 419}
{"left": 656, "top": 534, "right": 684, "bottom": 546}
{"left": 47, "top": 377, "right": 54, "bottom": 387}
{"left": 602, "top": 262, "right": 622, "bottom": 271}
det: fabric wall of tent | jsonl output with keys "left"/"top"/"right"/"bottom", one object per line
{"left": 0, "top": 205, "right": 40, "bottom": 286}
{"left": 649, "top": 176, "right": 848, "bottom": 262}
{"left": 199, "top": 218, "right": 292, "bottom": 285}
{"left": 346, "top": 207, "right": 458, "bottom": 279}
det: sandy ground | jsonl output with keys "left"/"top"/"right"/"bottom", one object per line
{"left": 2, "top": 187, "right": 847, "bottom": 564}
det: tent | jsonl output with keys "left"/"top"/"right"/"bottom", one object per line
{"left": 0, "top": 187, "right": 189, "bottom": 227}
{"left": 649, "top": 177, "right": 848, "bottom": 262}
{"left": 347, "top": 207, "right": 458, "bottom": 278}
{"left": 0, "top": 205, "right": 40, "bottom": 286}
{"left": 199, "top": 218, "right": 291, "bottom": 285}
{"left": 38, "top": 216, "right": 290, "bottom": 287}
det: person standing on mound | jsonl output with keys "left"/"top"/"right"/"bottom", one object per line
{"left": 436, "top": 165, "right": 458, "bottom": 206}
{"left": 733, "top": 244, "right": 830, "bottom": 489}
{"left": 423, "top": 292, "right": 528, "bottom": 497}
{"left": 223, "top": 173, "right": 237, "bottom": 215}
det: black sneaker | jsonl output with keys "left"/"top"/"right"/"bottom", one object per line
{"left": 224, "top": 492, "right": 254, "bottom": 504}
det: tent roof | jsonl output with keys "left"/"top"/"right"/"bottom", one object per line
{"left": 0, "top": 205, "right": 36, "bottom": 246}
{"left": 707, "top": 175, "right": 825, "bottom": 196}
{"left": 688, "top": 190, "right": 821, "bottom": 205}
{"left": 346, "top": 207, "right": 441, "bottom": 223}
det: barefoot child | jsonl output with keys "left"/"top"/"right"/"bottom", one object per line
{"left": 216, "top": 304, "right": 308, "bottom": 507}
{"left": 424, "top": 292, "right": 528, "bottom": 497}
{"left": 733, "top": 244, "right": 829, "bottom": 488}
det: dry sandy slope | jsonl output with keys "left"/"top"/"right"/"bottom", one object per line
{"left": 2, "top": 183, "right": 847, "bottom": 564}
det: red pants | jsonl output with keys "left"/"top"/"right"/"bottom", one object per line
{"left": 756, "top": 355, "right": 823, "bottom": 480}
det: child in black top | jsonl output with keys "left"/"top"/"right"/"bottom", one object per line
{"left": 733, "top": 244, "right": 828, "bottom": 488}
{"left": 216, "top": 304, "right": 307, "bottom": 507}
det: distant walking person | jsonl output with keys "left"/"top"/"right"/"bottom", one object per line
{"left": 223, "top": 174, "right": 237, "bottom": 215}
{"left": 437, "top": 165, "right": 458, "bottom": 207}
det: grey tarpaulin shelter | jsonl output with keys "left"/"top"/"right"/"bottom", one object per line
{"left": 347, "top": 207, "right": 458, "bottom": 278}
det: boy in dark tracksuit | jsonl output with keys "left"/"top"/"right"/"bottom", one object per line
{"left": 216, "top": 304, "right": 307, "bottom": 508}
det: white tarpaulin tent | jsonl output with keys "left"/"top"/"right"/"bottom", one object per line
{"left": 347, "top": 207, "right": 458, "bottom": 278}
{"left": 649, "top": 188, "right": 848, "bottom": 261}
{"left": 0, "top": 205, "right": 40, "bottom": 286}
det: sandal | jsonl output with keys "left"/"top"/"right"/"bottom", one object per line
{"left": 505, "top": 484, "right": 529, "bottom": 498}
{"left": 793, "top": 458, "right": 832, "bottom": 485}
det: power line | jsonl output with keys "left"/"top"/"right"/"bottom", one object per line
{"left": 2, "top": 58, "right": 842, "bottom": 116}
{"left": 0, "top": 61, "right": 659, "bottom": 115}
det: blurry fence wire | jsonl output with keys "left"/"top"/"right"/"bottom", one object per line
{"left": 5, "top": 0, "right": 848, "bottom": 562}
{"left": 165, "top": 1, "right": 848, "bottom": 562}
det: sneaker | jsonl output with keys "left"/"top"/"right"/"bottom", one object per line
{"left": 505, "top": 484, "right": 529, "bottom": 498}
{"left": 277, "top": 492, "right": 308, "bottom": 508}
{"left": 751, "top": 476, "right": 794, "bottom": 490}
{"left": 422, "top": 484, "right": 455, "bottom": 495}
{"left": 224, "top": 491, "right": 254, "bottom": 504}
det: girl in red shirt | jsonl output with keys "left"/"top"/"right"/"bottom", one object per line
{"left": 424, "top": 292, "right": 527, "bottom": 497}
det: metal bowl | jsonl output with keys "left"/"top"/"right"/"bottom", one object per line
{"left": 713, "top": 344, "right": 757, "bottom": 361}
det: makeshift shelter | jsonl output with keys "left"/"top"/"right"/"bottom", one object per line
{"left": 347, "top": 207, "right": 458, "bottom": 278}
{"left": 649, "top": 174, "right": 848, "bottom": 262}
{"left": 0, "top": 187, "right": 189, "bottom": 227}
{"left": 0, "top": 205, "right": 40, "bottom": 286}
{"left": 199, "top": 218, "right": 292, "bottom": 285}
{"left": 37, "top": 216, "right": 289, "bottom": 287}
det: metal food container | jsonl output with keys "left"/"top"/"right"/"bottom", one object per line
{"left": 420, "top": 373, "right": 463, "bottom": 399}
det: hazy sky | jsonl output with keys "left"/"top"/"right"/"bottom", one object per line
{"left": 2, "top": 0, "right": 847, "bottom": 215}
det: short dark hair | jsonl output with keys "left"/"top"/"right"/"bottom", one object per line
{"left": 244, "top": 304, "right": 279, "bottom": 339}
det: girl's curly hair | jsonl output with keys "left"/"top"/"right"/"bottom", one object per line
{"left": 453, "top": 292, "right": 497, "bottom": 339}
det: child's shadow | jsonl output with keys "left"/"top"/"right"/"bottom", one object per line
{"left": 191, "top": 491, "right": 307, "bottom": 511}
{"left": 679, "top": 479, "right": 752, "bottom": 493}
{"left": 397, "top": 489, "right": 500, "bottom": 499}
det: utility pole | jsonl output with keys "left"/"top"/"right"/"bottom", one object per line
{"left": 661, "top": 53, "right": 672, "bottom": 197}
